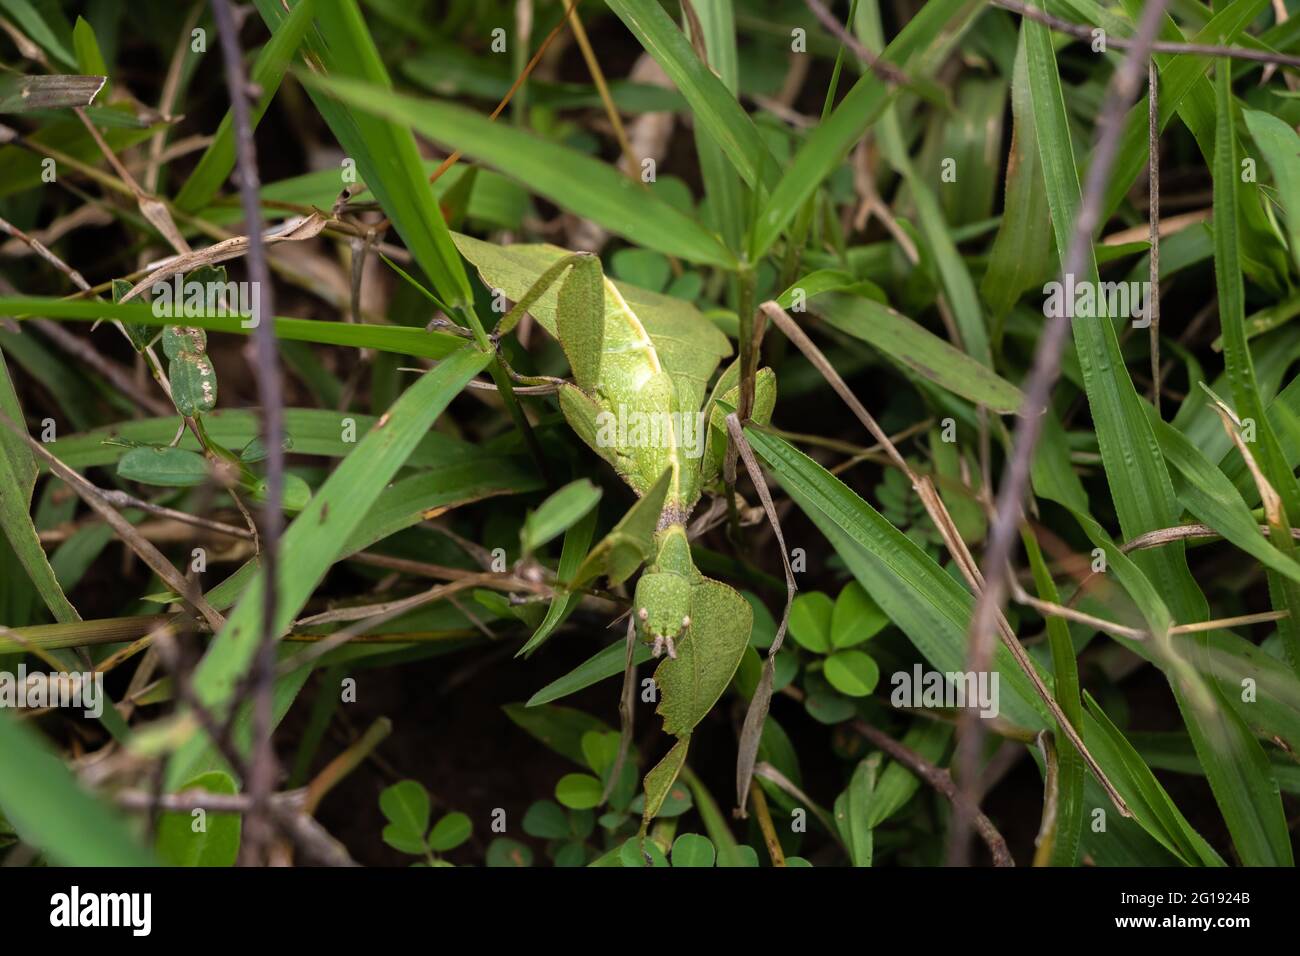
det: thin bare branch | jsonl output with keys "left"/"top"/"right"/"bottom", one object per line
{"left": 212, "top": 0, "right": 283, "bottom": 868}
{"left": 994, "top": 0, "right": 1300, "bottom": 69}
{"left": 956, "top": 0, "right": 1171, "bottom": 867}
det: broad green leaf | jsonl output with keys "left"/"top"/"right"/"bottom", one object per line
{"left": 156, "top": 771, "right": 241, "bottom": 867}
{"left": 653, "top": 578, "right": 752, "bottom": 736}
{"left": 117, "top": 446, "right": 210, "bottom": 487}
{"left": 305, "top": 74, "right": 735, "bottom": 269}
{"left": 522, "top": 801, "right": 571, "bottom": 840}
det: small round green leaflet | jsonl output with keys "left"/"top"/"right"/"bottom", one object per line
{"left": 486, "top": 837, "right": 533, "bottom": 867}
{"left": 428, "top": 812, "right": 472, "bottom": 853}
{"left": 555, "top": 773, "right": 603, "bottom": 810}
{"left": 522, "top": 800, "right": 570, "bottom": 840}
{"left": 155, "top": 771, "right": 240, "bottom": 867}
{"left": 789, "top": 591, "right": 834, "bottom": 653}
{"left": 378, "top": 780, "right": 431, "bottom": 855}
{"left": 117, "top": 445, "right": 210, "bottom": 487}
{"left": 830, "top": 582, "right": 888, "bottom": 649}
{"left": 670, "top": 833, "right": 716, "bottom": 867}
{"left": 824, "top": 650, "right": 881, "bottom": 698}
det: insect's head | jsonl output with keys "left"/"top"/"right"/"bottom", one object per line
{"left": 634, "top": 572, "right": 692, "bottom": 659}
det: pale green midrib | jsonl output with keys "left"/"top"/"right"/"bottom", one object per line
{"left": 606, "top": 280, "right": 686, "bottom": 506}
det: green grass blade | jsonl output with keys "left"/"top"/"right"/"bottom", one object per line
{"left": 809, "top": 292, "right": 1022, "bottom": 412}
{"left": 0, "top": 345, "right": 79, "bottom": 622}
{"left": 303, "top": 73, "right": 735, "bottom": 269}
{"left": 1026, "top": 18, "right": 1293, "bottom": 866}
{"left": 749, "top": 425, "right": 1227, "bottom": 860}
{"left": 174, "top": 0, "right": 317, "bottom": 212}
{"left": 1243, "top": 108, "right": 1300, "bottom": 277}
{"left": 982, "top": 31, "right": 1053, "bottom": 329}
{"left": 0, "top": 0, "right": 76, "bottom": 69}
{"left": 744, "top": 426, "right": 1046, "bottom": 730}
{"left": 0, "top": 295, "right": 465, "bottom": 360}
{"left": 606, "top": 0, "right": 775, "bottom": 192}
{"left": 167, "top": 345, "right": 491, "bottom": 787}
{"left": 682, "top": 0, "right": 747, "bottom": 251}
{"left": 1022, "top": 530, "right": 1083, "bottom": 866}
{"left": 749, "top": 0, "right": 979, "bottom": 261}
{"left": 1214, "top": 62, "right": 1300, "bottom": 677}
{"left": 862, "top": 3, "right": 989, "bottom": 365}
{"left": 518, "top": 505, "right": 599, "bottom": 657}
{"left": 280, "top": 0, "right": 472, "bottom": 307}
{"left": 1150, "top": 407, "right": 1300, "bottom": 586}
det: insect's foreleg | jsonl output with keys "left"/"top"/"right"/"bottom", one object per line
{"left": 492, "top": 252, "right": 595, "bottom": 338}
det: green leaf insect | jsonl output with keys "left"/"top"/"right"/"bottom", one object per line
{"left": 455, "top": 234, "right": 775, "bottom": 828}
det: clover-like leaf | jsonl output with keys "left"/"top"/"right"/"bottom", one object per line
{"left": 789, "top": 591, "right": 833, "bottom": 653}
{"left": 824, "top": 650, "right": 880, "bottom": 698}
{"left": 379, "top": 780, "right": 431, "bottom": 855}
{"left": 831, "top": 582, "right": 888, "bottom": 649}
